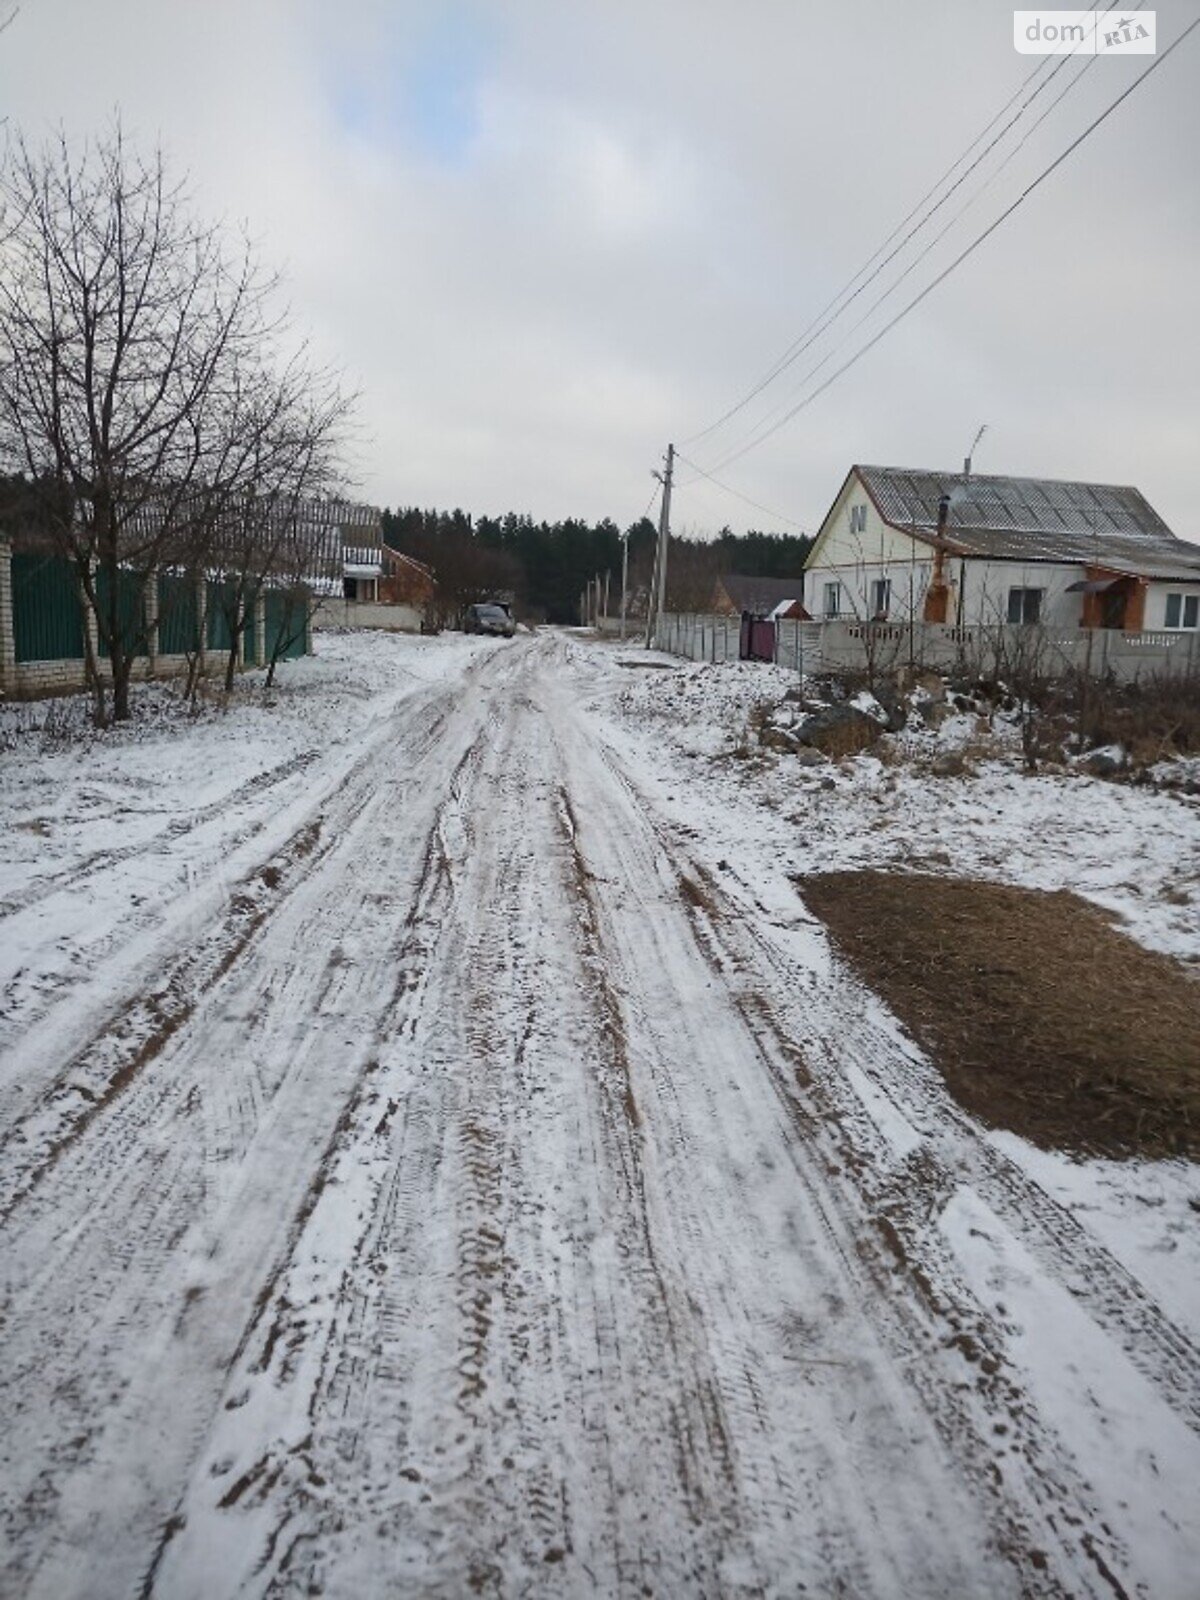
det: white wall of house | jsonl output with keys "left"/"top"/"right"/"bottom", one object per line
{"left": 809, "top": 474, "right": 925, "bottom": 572}
{"left": 805, "top": 474, "right": 934, "bottom": 621}
{"left": 806, "top": 547, "right": 1109, "bottom": 629}
{"left": 961, "top": 562, "right": 1084, "bottom": 627}
{"left": 1145, "top": 580, "right": 1200, "bottom": 631}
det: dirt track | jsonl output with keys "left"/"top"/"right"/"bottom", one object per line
{"left": 2, "top": 633, "right": 1198, "bottom": 1598}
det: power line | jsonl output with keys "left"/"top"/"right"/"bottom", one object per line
{"left": 699, "top": 13, "right": 1197, "bottom": 477}
{"left": 673, "top": 451, "right": 814, "bottom": 533}
{"left": 638, "top": 480, "right": 661, "bottom": 523}
{"left": 701, "top": 9, "right": 1138, "bottom": 475}
{"left": 680, "top": 0, "right": 1127, "bottom": 453}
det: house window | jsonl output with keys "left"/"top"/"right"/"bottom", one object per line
{"left": 1007, "top": 587, "right": 1044, "bottom": 625}
{"left": 1165, "top": 592, "right": 1199, "bottom": 629}
{"left": 849, "top": 504, "right": 867, "bottom": 535}
{"left": 824, "top": 582, "right": 842, "bottom": 619}
{"left": 871, "top": 578, "right": 891, "bottom": 618}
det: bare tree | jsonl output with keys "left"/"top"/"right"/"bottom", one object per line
{"left": 261, "top": 503, "right": 354, "bottom": 689}
{"left": 0, "top": 122, "right": 351, "bottom": 723}
{"left": 663, "top": 535, "right": 724, "bottom": 613}
{"left": 206, "top": 377, "right": 352, "bottom": 691}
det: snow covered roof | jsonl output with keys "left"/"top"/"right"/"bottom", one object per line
{"left": 856, "top": 466, "right": 1200, "bottom": 581}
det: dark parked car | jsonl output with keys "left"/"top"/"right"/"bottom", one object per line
{"left": 464, "top": 602, "right": 516, "bottom": 638}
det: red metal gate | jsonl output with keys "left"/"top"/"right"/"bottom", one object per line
{"left": 739, "top": 613, "right": 776, "bottom": 662}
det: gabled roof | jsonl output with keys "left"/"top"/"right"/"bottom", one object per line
{"left": 855, "top": 465, "right": 1200, "bottom": 581}
{"left": 717, "top": 572, "right": 806, "bottom": 613}
{"left": 382, "top": 548, "right": 434, "bottom": 579}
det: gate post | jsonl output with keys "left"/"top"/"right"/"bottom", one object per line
{"left": 0, "top": 537, "right": 14, "bottom": 696}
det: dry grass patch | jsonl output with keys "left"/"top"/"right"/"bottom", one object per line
{"left": 802, "top": 871, "right": 1200, "bottom": 1159}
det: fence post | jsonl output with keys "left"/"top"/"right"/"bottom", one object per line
{"left": 145, "top": 569, "right": 159, "bottom": 676}
{"left": 83, "top": 563, "right": 100, "bottom": 666}
{"left": 255, "top": 589, "right": 267, "bottom": 668}
{"left": 196, "top": 575, "right": 208, "bottom": 676}
{"left": 0, "top": 537, "right": 14, "bottom": 696}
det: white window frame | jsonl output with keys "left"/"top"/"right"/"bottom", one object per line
{"left": 871, "top": 578, "right": 891, "bottom": 618}
{"left": 848, "top": 503, "right": 867, "bottom": 535}
{"left": 1007, "top": 587, "right": 1044, "bottom": 625}
{"left": 1164, "top": 592, "right": 1199, "bottom": 629}
{"left": 824, "top": 581, "right": 842, "bottom": 619}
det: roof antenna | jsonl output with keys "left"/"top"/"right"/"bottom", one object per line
{"left": 963, "top": 423, "right": 987, "bottom": 479}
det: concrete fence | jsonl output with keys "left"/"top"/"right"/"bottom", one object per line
{"left": 311, "top": 598, "right": 424, "bottom": 634}
{"left": 651, "top": 612, "right": 1200, "bottom": 686}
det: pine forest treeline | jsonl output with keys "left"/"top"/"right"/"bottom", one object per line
{"left": 381, "top": 506, "right": 813, "bottom": 624}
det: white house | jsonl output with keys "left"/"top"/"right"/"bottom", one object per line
{"left": 805, "top": 466, "right": 1200, "bottom": 634}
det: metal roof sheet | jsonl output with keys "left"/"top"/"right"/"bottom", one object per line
{"left": 857, "top": 466, "right": 1200, "bottom": 580}
{"left": 718, "top": 573, "right": 806, "bottom": 612}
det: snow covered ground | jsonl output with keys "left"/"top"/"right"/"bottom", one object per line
{"left": 1, "top": 628, "right": 1197, "bottom": 1598}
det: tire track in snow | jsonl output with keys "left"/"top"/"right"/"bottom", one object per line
{"left": 155, "top": 661, "right": 774, "bottom": 1597}
{"left": 0, "top": 679, "right": 457, "bottom": 1123}
{"left": 0, "top": 748, "right": 320, "bottom": 923}
{"left": 0, "top": 658, "right": 504, "bottom": 1600}
{"left": 583, "top": 707, "right": 1198, "bottom": 1598}
{"left": 11, "top": 634, "right": 1190, "bottom": 1599}
{"left": 532, "top": 670, "right": 1014, "bottom": 1598}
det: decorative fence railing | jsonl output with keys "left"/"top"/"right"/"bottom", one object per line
{"left": 643, "top": 612, "right": 1200, "bottom": 686}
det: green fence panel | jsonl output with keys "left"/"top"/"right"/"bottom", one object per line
{"left": 243, "top": 593, "right": 257, "bottom": 666}
{"left": 265, "top": 590, "right": 308, "bottom": 660}
{"left": 12, "top": 552, "right": 85, "bottom": 663}
{"left": 158, "top": 574, "right": 200, "bottom": 656}
{"left": 96, "top": 567, "right": 148, "bottom": 659}
{"left": 205, "top": 581, "right": 235, "bottom": 651}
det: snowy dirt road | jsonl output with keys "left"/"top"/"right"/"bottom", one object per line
{"left": 2, "top": 632, "right": 1198, "bottom": 1598}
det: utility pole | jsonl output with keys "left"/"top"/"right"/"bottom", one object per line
{"left": 619, "top": 532, "right": 629, "bottom": 641}
{"left": 602, "top": 569, "right": 610, "bottom": 632}
{"left": 645, "top": 442, "right": 674, "bottom": 649}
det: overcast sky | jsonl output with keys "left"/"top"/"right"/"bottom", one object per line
{"left": 1, "top": 1, "right": 1197, "bottom": 538}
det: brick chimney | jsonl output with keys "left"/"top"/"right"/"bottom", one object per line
{"left": 922, "top": 493, "right": 952, "bottom": 624}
